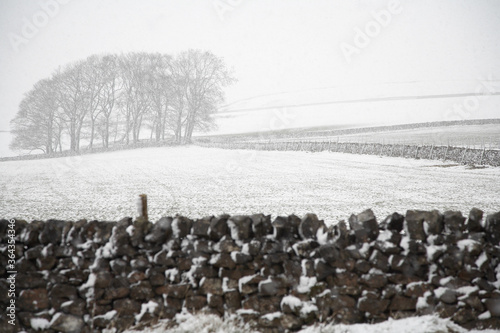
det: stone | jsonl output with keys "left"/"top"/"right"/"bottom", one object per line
{"left": 148, "top": 271, "right": 166, "bottom": 286}
{"left": 436, "top": 303, "right": 458, "bottom": 318}
{"left": 200, "top": 278, "right": 223, "bottom": 296}
{"left": 467, "top": 208, "right": 484, "bottom": 232}
{"left": 16, "top": 273, "right": 46, "bottom": 289}
{"left": 20, "top": 220, "right": 44, "bottom": 246}
{"left": 404, "top": 282, "right": 433, "bottom": 298}
{"left": 192, "top": 217, "right": 212, "bottom": 238}
{"left": 404, "top": 210, "right": 427, "bottom": 241}
{"left": 104, "top": 287, "right": 129, "bottom": 300}
{"left": 127, "top": 270, "right": 147, "bottom": 284}
{"left": 443, "top": 211, "right": 466, "bottom": 234}
{"left": 153, "top": 249, "right": 175, "bottom": 267}
{"left": 389, "top": 295, "right": 417, "bottom": 311}
{"left": 113, "top": 298, "right": 141, "bottom": 316}
{"left": 357, "top": 295, "right": 389, "bottom": 315}
{"left": 315, "top": 260, "right": 335, "bottom": 281}
{"left": 214, "top": 238, "right": 241, "bottom": 253}
{"left": 209, "top": 215, "right": 229, "bottom": 241}
{"left": 380, "top": 212, "right": 404, "bottom": 232}
{"left": 130, "top": 281, "right": 154, "bottom": 300}
{"left": 299, "top": 213, "right": 325, "bottom": 240}
{"left": 39, "top": 219, "right": 65, "bottom": 244}
{"left": 318, "top": 244, "right": 344, "bottom": 267}
{"left": 369, "top": 250, "right": 389, "bottom": 272}
{"left": 224, "top": 290, "right": 242, "bottom": 309}
{"left": 49, "top": 313, "right": 84, "bottom": 333}
{"left": 130, "top": 257, "right": 149, "bottom": 271}
{"left": 357, "top": 209, "right": 379, "bottom": 241}
{"left": 49, "top": 284, "right": 78, "bottom": 308}
{"left": 227, "top": 215, "right": 253, "bottom": 241}
{"left": 18, "top": 288, "right": 49, "bottom": 311}
{"left": 232, "top": 252, "right": 252, "bottom": 264}
{"left": 144, "top": 216, "right": 172, "bottom": 243}
{"left": 259, "top": 312, "right": 282, "bottom": 327}
{"left": 360, "top": 273, "right": 387, "bottom": 289}
{"left": 485, "top": 212, "right": 500, "bottom": 244}
{"left": 355, "top": 259, "right": 371, "bottom": 274}
{"left": 272, "top": 217, "right": 287, "bottom": 239}
{"left": 281, "top": 314, "right": 303, "bottom": 330}
{"left": 60, "top": 299, "right": 86, "bottom": 316}
{"left": 453, "top": 307, "right": 477, "bottom": 325}
{"left": 485, "top": 298, "right": 500, "bottom": 317}
{"left": 436, "top": 288, "right": 456, "bottom": 304}
{"left": 423, "top": 210, "right": 444, "bottom": 235}
{"left": 24, "top": 244, "right": 43, "bottom": 260}
{"left": 171, "top": 216, "right": 192, "bottom": 239}
{"left": 185, "top": 296, "right": 207, "bottom": 310}
{"left": 251, "top": 214, "right": 273, "bottom": 238}
{"left": 154, "top": 284, "right": 190, "bottom": 298}
{"left": 258, "top": 279, "right": 278, "bottom": 296}
{"left": 239, "top": 274, "right": 264, "bottom": 295}
{"left": 293, "top": 239, "right": 320, "bottom": 257}
{"left": 259, "top": 297, "right": 282, "bottom": 314}
{"left": 36, "top": 256, "right": 57, "bottom": 270}
{"left": 94, "top": 271, "right": 113, "bottom": 288}
{"left": 210, "top": 253, "right": 236, "bottom": 269}
{"left": 241, "top": 295, "right": 260, "bottom": 311}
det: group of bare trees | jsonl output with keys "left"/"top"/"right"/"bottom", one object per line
{"left": 10, "top": 50, "right": 235, "bottom": 154}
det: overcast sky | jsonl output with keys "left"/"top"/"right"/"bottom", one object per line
{"left": 1, "top": 0, "right": 500, "bottom": 156}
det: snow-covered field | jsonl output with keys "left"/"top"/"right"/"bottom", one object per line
{"left": 1, "top": 146, "right": 499, "bottom": 224}
{"left": 122, "top": 312, "right": 498, "bottom": 333}
{"left": 305, "top": 124, "right": 500, "bottom": 149}
{"left": 250, "top": 124, "right": 500, "bottom": 150}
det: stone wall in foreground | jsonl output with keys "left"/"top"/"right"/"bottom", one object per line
{"left": 1, "top": 209, "right": 500, "bottom": 333}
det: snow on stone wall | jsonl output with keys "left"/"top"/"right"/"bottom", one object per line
{"left": 1, "top": 208, "right": 500, "bottom": 332}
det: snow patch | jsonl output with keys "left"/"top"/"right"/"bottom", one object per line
{"left": 238, "top": 274, "right": 258, "bottom": 293}
{"left": 297, "top": 276, "right": 317, "bottom": 294}
{"left": 377, "top": 230, "right": 393, "bottom": 242}
{"left": 316, "top": 227, "right": 328, "bottom": 245}
{"left": 457, "top": 239, "right": 480, "bottom": 252}
{"left": 476, "top": 251, "right": 488, "bottom": 268}
{"left": 261, "top": 312, "right": 282, "bottom": 321}
{"left": 479, "top": 311, "right": 491, "bottom": 320}
{"left": 281, "top": 295, "right": 303, "bottom": 311}
{"left": 30, "top": 317, "right": 50, "bottom": 330}
{"left": 300, "top": 302, "right": 318, "bottom": 317}
{"left": 126, "top": 225, "right": 135, "bottom": 236}
{"left": 135, "top": 301, "right": 158, "bottom": 322}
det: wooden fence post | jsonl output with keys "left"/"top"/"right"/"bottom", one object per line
{"left": 138, "top": 194, "right": 148, "bottom": 221}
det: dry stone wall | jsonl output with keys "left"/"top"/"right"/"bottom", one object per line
{"left": 197, "top": 141, "right": 500, "bottom": 167}
{"left": 2, "top": 209, "right": 500, "bottom": 332}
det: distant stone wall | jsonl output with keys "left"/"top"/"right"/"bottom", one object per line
{"left": 197, "top": 141, "right": 500, "bottom": 167}
{"left": 2, "top": 209, "right": 500, "bottom": 332}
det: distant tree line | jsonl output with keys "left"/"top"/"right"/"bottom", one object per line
{"left": 10, "top": 50, "right": 236, "bottom": 154}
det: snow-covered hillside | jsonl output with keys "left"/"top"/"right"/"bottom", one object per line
{"left": 1, "top": 146, "right": 499, "bottom": 223}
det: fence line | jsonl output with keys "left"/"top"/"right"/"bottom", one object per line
{"left": 197, "top": 141, "right": 500, "bottom": 167}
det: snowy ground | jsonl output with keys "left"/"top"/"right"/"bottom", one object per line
{"left": 121, "top": 312, "right": 499, "bottom": 333}
{"left": 1, "top": 146, "right": 499, "bottom": 224}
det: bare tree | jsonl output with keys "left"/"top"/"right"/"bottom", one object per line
{"left": 10, "top": 50, "right": 235, "bottom": 153}
{"left": 54, "top": 62, "right": 87, "bottom": 152}
{"left": 175, "top": 50, "right": 236, "bottom": 143}
{"left": 97, "top": 54, "right": 122, "bottom": 148}
{"left": 82, "top": 55, "right": 107, "bottom": 149}
{"left": 10, "top": 78, "right": 58, "bottom": 154}
{"left": 144, "top": 53, "right": 173, "bottom": 142}
{"left": 119, "top": 53, "right": 153, "bottom": 144}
